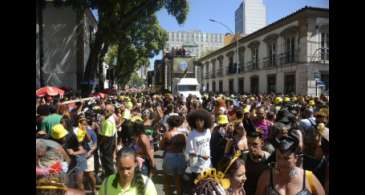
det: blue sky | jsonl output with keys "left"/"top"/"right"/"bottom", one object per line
{"left": 148, "top": 0, "right": 328, "bottom": 70}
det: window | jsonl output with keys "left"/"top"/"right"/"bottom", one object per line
{"left": 250, "top": 76, "right": 259, "bottom": 94}
{"left": 177, "top": 85, "right": 197, "bottom": 91}
{"left": 229, "top": 79, "right": 234, "bottom": 95}
{"left": 284, "top": 73, "right": 296, "bottom": 94}
{"left": 252, "top": 47, "right": 259, "bottom": 69}
{"left": 285, "top": 37, "right": 295, "bottom": 63}
{"left": 228, "top": 55, "right": 234, "bottom": 74}
{"left": 321, "top": 33, "right": 329, "bottom": 60}
{"left": 320, "top": 72, "right": 329, "bottom": 91}
{"left": 212, "top": 61, "right": 216, "bottom": 77}
{"left": 212, "top": 81, "right": 216, "bottom": 93}
{"left": 219, "top": 81, "right": 223, "bottom": 93}
{"left": 268, "top": 42, "right": 277, "bottom": 66}
{"left": 239, "top": 49, "right": 245, "bottom": 71}
{"left": 267, "top": 74, "right": 276, "bottom": 94}
{"left": 238, "top": 78, "right": 244, "bottom": 94}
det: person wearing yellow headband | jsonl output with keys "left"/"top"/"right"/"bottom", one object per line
{"left": 73, "top": 116, "right": 89, "bottom": 143}
{"left": 212, "top": 151, "right": 247, "bottom": 195}
{"left": 57, "top": 117, "right": 87, "bottom": 191}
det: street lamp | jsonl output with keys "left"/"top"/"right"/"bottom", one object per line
{"left": 209, "top": 19, "right": 240, "bottom": 73}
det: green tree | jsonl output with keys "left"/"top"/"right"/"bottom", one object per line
{"left": 37, "top": 0, "right": 189, "bottom": 95}
{"left": 128, "top": 72, "right": 145, "bottom": 88}
{"left": 80, "top": 0, "right": 189, "bottom": 95}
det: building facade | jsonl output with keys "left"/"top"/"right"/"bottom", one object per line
{"left": 199, "top": 7, "right": 329, "bottom": 96}
{"left": 36, "top": 2, "right": 97, "bottom": 91}
{"left": 165, "top": 31, "right": 225, "bottom": 58}
{"left": 235, "top": 0, "right": 267, "bottom": 34}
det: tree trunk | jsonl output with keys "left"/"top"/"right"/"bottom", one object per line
{"left": 97, "top": 41, "right": 109, "bottom": 90}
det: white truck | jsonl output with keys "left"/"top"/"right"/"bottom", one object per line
{"left": 173, "top": 78, "right": 202, "bottom": 101}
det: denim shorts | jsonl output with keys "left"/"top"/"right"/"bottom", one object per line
{"left": 75, "top": 155, "right": 87, "bottom": 173}
{"left": 162, "top": 152, "right": 186, "bottom": 176}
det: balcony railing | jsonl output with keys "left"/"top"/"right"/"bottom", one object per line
{"left": 246, "top": 60, "right": 260, "bottom": 72}
{"left": 204, "top": 72, "right": 210, "bottom": 79}
{"left": 238, "top": 63, "right": 245, "bottom": 73}
{"left": 211, "top": 71, "right": 216, "bottom": 78}
{"left": 278, "top": 50, "right": 300, "bottom": 65}
{"left": 310, "top": 48, "right": 329, "bottom": 63}
{"left": 226, "top": 64, "right": 238, "bottom": 75}
{"left": 217, "top": 68, "right": 223, "bottom": 77}
{"left": 262, "top": 56, "right": 278, "bottom": 69}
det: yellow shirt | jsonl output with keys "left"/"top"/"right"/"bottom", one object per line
{"left": 99, "top": 174, "right": 157, "bottom": 195}
{"left": 99, "top": 116, "right": 117, "bottom": 137}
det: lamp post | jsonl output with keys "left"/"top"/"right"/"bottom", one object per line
{"left": 209, "top": 19, "right": 239, "bottom": 73}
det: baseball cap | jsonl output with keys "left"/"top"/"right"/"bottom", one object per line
{"left": 217, "top": 115, "right": 229, "bottom": 125}
{"left": 51, "top": 124, "right": 68, "bottom": 140}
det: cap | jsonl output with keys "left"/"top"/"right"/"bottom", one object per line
{"left": 274, "top": 97, "right": 283, "bottom": 105}
{"left": 217, "top": 115, "right": 229, "bottom": 125}
{"left": 284, "top": 97, "right": 291, "bottom": 103}
{"left": 51, "top": 124, "right": 68, "bottom": 140}
{"left": 309, "top": 100, "right": 315, "bottom": 106}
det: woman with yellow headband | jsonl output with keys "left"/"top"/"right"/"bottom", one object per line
{"left": 219, "top": 152, "right": 247, "bottom": 195}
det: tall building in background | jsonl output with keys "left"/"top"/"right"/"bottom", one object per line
{"left": 235, "top": 0, "right": 267, "bottom": 34}
{"left": 165, "top": 30, "right": 225, "bottom": 58}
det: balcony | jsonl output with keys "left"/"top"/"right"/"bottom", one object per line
{"left": 238, "top": 63, "right": 245, "bottom": 73}
{"left": 262, "top": 56, "right": 278, "bottom": 70}
{"left": 246, "top": 60, "right": 260, "bottom": 72}
{"left": 204, "top": 72, "right": 210, "bottom": 79}
{"left": 217, "top": 68, "right": 223, "bottom": 77}
{"left": 211, "top": 71, "right": 216, "bottom": 78}
{"left": 310, "top": 48, "right": 329, "bottom": 64}
{"left": 226, "top": 64, "right": 238, "bottom": 75}
{"left": 278, "top": 49, "right": 300, "bottom": 65}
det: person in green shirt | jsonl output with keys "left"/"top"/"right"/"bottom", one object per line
{"left": 99, "top": 147, "right": 157, "bottom": 195}
{"left": 40, "top": 105, "right": 63, "bottom": 136}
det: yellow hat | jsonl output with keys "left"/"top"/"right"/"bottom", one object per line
{"left": 284, "top": 97, "right": 291, "bottom": 102}
{"left": 250, "top": 97, "right": 255, "bottom": 101}
{"left": 51, "top": 124, "right": 68, "bottom": 140}
{"left": 217, "top": 115, "right": 229, "bottom": 125}
{"left": 274, "top": 97, "right": 283, "bottom": 105}
{"left": 131, "top": 115, "right": 143, "bottom": 122}
{"left": 309, "top": 100, "right": 315, "bottom": 106}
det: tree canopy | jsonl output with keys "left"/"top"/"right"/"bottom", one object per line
{"left": 63, "top": 0, "right": 190, "bottom": 95}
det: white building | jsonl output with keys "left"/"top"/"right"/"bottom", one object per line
{"left": 235, "top": 0, "right": 267, "bottom": 34}
{"left": 199, "top": 7, "right": 329, "bottom": 96}
{"left": 165, "top": 31, "right": 225, "bottom": 58}
{"left": 36, "top": 2, "right": 97, "bottom": 91}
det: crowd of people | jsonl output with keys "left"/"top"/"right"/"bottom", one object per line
{"left": 36, "top": 92, "right": 329, "bottom": 195}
